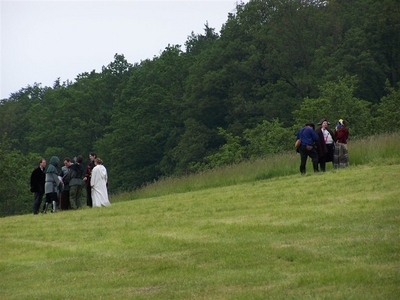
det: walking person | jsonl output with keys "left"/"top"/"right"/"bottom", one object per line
{"left": 83, "top": 152, "right": 97, "bottom": 207}
{"left": 91, "top": 158, "right": 111, "bottom": 207}
{"left": 30, "top": 158, "right": 46, "bottom": 214}
{"left": 296, "top": 123, "right": 319, "bottom": 175}
{"left": 316, "top": 118, "right": 336, "bottom": 172}
{"left": 334, "top": 119, "right": 350, "bottom": 168}
{"left": 65, "top": 155, "right": 85, "bottom": 210}
{"left": 42, "top": 156, "right": 62, "bottom": 213}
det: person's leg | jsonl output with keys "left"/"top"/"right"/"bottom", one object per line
{"left": 76, "top": 185, "right": 82, "bottom": 208}
{"left": 327, "top": 144, "right": 334, "bottom": 165}
{"left": 60, "top": 190, "right": 70, "bottom": 210}
{"left": 299, "top": 146, "right": 308, "bottom": 174}
{"left": 50, "top": 192, "right": 58, "bottom": 213}
{"left": 69, "top": 186, "right": 78, "bottom": 209}
{"left": 33, "top": 192, "right": 42, "bottom": 214}
{"left": 86, "top": 184, "right": 92, "bottom": 207}
{"left": 42, "top": 194, "right": 51, "bottom": 213}
{"left": 309, "top": 149, "right": 319, "bottom": 172}
{"left": 333, "top": 143, "right": 340, "bottom": 168}
{"left": 319, "top": 155, "right": 326, "bottom": 172}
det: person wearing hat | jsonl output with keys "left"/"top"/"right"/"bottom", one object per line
{"left": 315, "top": 118, "right": 336, "bottom": 172}
{"left": 296, "top": 123, "right": 319, "bottom": 174}
{"left": 334, "top": 119, "right": 349, "bottom": 168}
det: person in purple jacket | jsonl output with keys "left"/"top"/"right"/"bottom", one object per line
{"left": 296, "top": 123, "right": 319, "bottom": 175}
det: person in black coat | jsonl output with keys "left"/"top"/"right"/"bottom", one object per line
{"left": 84, "top": 152, "right": 97, "bottom": 207}
{"left": 315, "top": 118, "right": 336, "bottom": 172}
{"left": 30, "top": 158, "right": 46, "bottom": 214}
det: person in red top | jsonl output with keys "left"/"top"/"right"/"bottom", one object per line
{"left": 334, "top": 119, "right": 349, "bottom": 168}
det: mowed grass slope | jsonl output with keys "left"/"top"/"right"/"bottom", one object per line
{"left": 1, "top": 164, "right": 399, "bottom": 299}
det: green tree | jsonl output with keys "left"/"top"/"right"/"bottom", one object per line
{"left": 244, "top": 119, "right": 293, "bottom": 159}
{"left": 205, "top": 127, "right": 244, "bottom": 168}
{"left": 96, "top": 46, "right": 189, "bottom": 191}
{"left": 374, "top": 82, "right": 400, "bottom": 133}
{"left": 0, "top": 135, "right": 38, "bottom": 216}
{"left": 293, "top": 76, "right": 372, "bottom": 137}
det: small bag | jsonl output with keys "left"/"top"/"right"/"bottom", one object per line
{"left": 295, "top": 139, "right": 301, "bottom": 148}
{"left": 306, "top": 145, "right": 314, "bottom": 151}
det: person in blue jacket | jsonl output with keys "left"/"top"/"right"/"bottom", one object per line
{"left": 296, "top": 123, "right": 319, "bottom": 174}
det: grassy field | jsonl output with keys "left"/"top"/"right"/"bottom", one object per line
{"left": 124, "top": 132, "right": 400, "bottom": 201}
{"left": 1, "top": 133, "right": 400, "bottom": 299}
{"left": 1, "top": 162, "right": 399, "bottom": 299}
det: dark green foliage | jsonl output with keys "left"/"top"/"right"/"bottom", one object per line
{"left": 0, "top": 135, "right": 38, "bottom": 217}
{"left": 1, "top": 0, "right": 400, "bottom": 215}
{"left": 374, "top": 82, "right": 400, "bottom": 133}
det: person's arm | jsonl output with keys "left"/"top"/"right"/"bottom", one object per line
{"left": 90, "top": 168, "right": 97, "bottom": 188}
{"left": 312, "top": 129, "right": 319, "bottom": 142}
{"left": 51, "top": 173, "right": 61, "bottom": 186}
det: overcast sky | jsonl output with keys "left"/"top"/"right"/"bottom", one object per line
{"left": 1, "top": 0, "right": 247, "bottom": 99}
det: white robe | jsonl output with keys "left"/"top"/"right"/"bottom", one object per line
{"left": 91, "top": 164, "right": 111, "bottom": 207}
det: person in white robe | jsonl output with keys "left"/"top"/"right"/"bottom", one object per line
{"left": 91, "top": 158, "right": 111, "bottom": 207}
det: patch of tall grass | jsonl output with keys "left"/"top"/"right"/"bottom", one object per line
{"left": 120, "top": 132, "right": 400, "bottom": 202}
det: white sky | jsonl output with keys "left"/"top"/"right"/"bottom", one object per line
{"left": 1, "top": 0, "right": 246, "bottom": 99}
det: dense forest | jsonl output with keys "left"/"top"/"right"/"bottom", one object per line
{"left": 1, "top": 0, "right": 400, "bottom": 216}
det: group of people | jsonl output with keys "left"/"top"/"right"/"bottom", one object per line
{"left": 30, "top": 152, "right": 111, "bottom": 215}
{"left": 296, "top": 118, "right": 349, "bottom": 174}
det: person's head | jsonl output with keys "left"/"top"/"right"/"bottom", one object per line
{"left": 342, "top": 119, "right": 348, "bottom": 127}
{"left": 94, "top": 158, "right": 103, "bottom": 165}
{"left": 318, "top": 118, "right": 330, "bottom": 129}
{"left": 64, "top": 157, "right": 72, "bottom": 167}
{"left": 89, "top": 152, "right": 97, "bottom": 161}
{"left": 75, "top": 155, "right": 83, "bottom": 164}
{"left": 39, "top": 158, "right": 46, "bottom": 168}
{"left": 305, "top": 123, "right": 315, "bottom": 130}
{"left": 49, "top": 156, "right": 60, "bottom": 167}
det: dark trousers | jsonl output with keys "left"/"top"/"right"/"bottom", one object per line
{"left": 86, "top": 184, "right": 92, "bottom": 207}
{"left": 60, "top": 190, "right": 71, "bottom": 210}
{"left": 33, "top": 192, "right": 44, "bottom": 214}
{"left": 319, "top": 143, "right": 334, "bottom": 172}
{"left": 299, "top": 145, "right": 319, "bottom": 174}
{"left": 69, "top": 185, "right": 82, "bottom": 209}
{"left": 43, "top": 192, "right": 58, "bottom": 212}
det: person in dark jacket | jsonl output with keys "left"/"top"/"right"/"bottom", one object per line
{"left": 296, "top": 123, "right": 319, "bottom": 174}
{"left": 65, "top": 155, "right": 84, "bottom": 209}
{"left": 30, "top": 158, "right": 46, "bottom": 214}
{"left": 83, "top": 152, "right": 97, "bottom": 207}
{"left": 60, "top": 157, "right": 72, "bottom": 210}
{"left": 315, "top": 118, "right": 336, "bottom": 172}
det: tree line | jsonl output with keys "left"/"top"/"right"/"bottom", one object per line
{"left": 1, "top": 0, "right": 399, "bottom": 216}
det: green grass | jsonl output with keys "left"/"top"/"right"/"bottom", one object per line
{"left": 1, "top": 132, "right": 400, "bottom": 299}
{"left": 124, "top": 132, "right": 400, "bottom": 201}
{"left": 1, "top": 164, "right": 399, "bottom": 299}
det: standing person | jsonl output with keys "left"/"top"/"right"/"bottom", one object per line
{"left": 316, "top": 118, "right": 336, "bottom": 172}
{"left": 30, "top": 158, "right": 46, "bottom": 215}
{"left": 84, "top": 152, "right": 97, "bottom": 207}
{"left": 66, "top": 155, "right": 85, "bottom": 210}
{"left": 91, "top": 158, "right": 111, "bottom": 207}
{"left": 334, "top": 119, "right": 350, "bottom": 168}
{"left": 296, "top": 123, "right": 319, "bottom": 175}
{"left": 60, "top": 157, "right": 72, "bottom": 210}
{"left": 42, "top": 156, "right": 62, "bottom": 213}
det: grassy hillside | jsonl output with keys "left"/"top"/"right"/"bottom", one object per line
{"left": 1, "top": 162, "right": 399, "bottom": 299}
{"left": 122, "top": 132, "right": 400, "bottom": 201}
